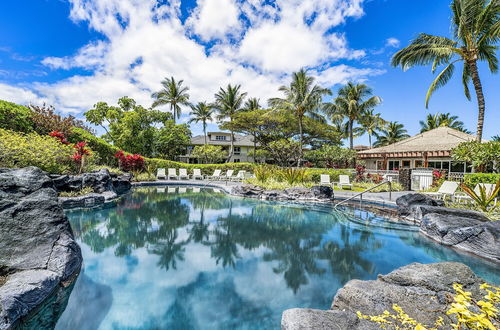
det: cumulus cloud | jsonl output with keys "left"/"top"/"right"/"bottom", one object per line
{"left": 1, "top": 0, "right": 385, "bottom": 133}
{"left": 385, "top": 37, "right": 400, "bottom": 48}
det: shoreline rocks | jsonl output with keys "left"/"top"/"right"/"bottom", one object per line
{"left": 0, "top": 167, "right": 83, "bottom": 330}
{"left": 282, "top": 262, "right": 490, "bottom": 329}
{"left": 231, "top": 184, "right": 334, "bottom": 201}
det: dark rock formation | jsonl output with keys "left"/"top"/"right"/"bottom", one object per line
{"left": 282, "top": 262, "right": 488, "bottom": 330}
{"left": 0, "top": 167, "right": 82, "bottom": 330}
{"left": 52, "top": 169, "right": 132, "bottom": 209}
{"left": 396, "top": 193, "right": 444, "bottom": 216}
{"left": 231, "top": 184, "right": 333, "bottom": 201}
{"left": 411, "top": 205, "right": 489, "bottom": 222}
{"left": 421, "top": 213, "right": 500, "bottom": 262}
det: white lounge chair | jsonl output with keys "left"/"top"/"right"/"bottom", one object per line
{"left": 455, "top": 183, "right": 498, "bottom": 204}
{"left": 167, "top": 168, "right": 178, "bottom": 180}
{"left": 423, "top": 181, "right": 459, "bottom": 200}
{"left": 178, "top": 187, "right": 187, "bottom": 193}
{"left": 178, "top": 168, "right": 189, "bottom": 180}
{"left": 231, "top": 170, "right": 246, "bottom": 181}
{"left": 337, "top": 175, "right": 353, "bottom": 190}
{"left": 320, "top": 174, "right": 332, "bottom": 186}
{"left": 191, "top": 169, "right": 203, "bottom": 180}
{"left": 206, "top": 169, "right": 222, "bottom": 180}
{"left": 221, "top": 170, "right": 234, "bottom": 181}
{"left": 167, "top": 187, "right": 176, "bottom": 193}
{"left": 156, "top": 168, "right": 166, "bottom": 180}
{"left": 192, "top": 187, "right": 201, "bottom": 193}
{"left": 156, "top": 187, "right": 165, "bottom": 193}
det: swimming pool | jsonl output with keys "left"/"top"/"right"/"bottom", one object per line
{"left": 55, "top": 186, "right": 499, "bottom": 330}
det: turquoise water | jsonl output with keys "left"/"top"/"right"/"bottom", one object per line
{"left": 56, "top": 186, "right": 499, "bottom": 330}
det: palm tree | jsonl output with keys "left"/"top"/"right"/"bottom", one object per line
{"left": 392, "top": 0, "right": 499, "bottom": 142}
{"left": 151, "top": 76, "right": 191, "bottom": 124}
{"left": 189, "top": 102, "right": 214, "bottom": 145}
{"left": 214, "top": 84, "right": 247, "bottom": 161}
{"left": 373, "top": 121, "right": 410, "bottom": 147}
{"left": 243, "top": 97, "right": 261, "bottom": 111}
{"left": 492, "top": 135, "right": 500, "bottom": 142}
{"left": 326, "top": 82, "right": 381, "bottom": 149}
{"left": 419, "top": 112, "right": 469, "bottom": 133}
{"left": 357, "top": 110, "right": 387, "bottom": 148}
{"left": 268, "top": 69, "right": 331, "bottom": 163}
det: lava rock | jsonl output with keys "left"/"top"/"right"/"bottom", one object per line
{"left": 411, "top": 205, "right": 489, "bottom": 222}
{"left": 0, "top": 167, "right": 82, "bottom": 329}
{"left": 231, "top": 184, "right": 264, "bottom": 197}
{"left": 284, "top": 187, "right": 315, "bottom": 199}
{"left": 421, "top": 213, "right": 500, "bottom": 262}
{"left": 112, "top": 174, "right": 132, "bottom": 194}
{"left": 396, "top": 193, "right": 444, "bottom": 216}
{"left": 282, "top": 262, "right": 489, "bottom": 330}
{"left": 59, "top": 193, "right": 105, "bottom": 209}
{"left": 310, "top": 185, "right": 334, "bottom": 200}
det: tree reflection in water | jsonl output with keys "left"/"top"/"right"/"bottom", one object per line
{"left": 70, "top": 187, "right": 382, "bottom": 292}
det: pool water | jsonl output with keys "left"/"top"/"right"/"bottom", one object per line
{"left": 55, "top": 186, "right": 499, "bottom": 330}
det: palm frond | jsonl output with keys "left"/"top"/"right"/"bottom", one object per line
{"left": 425, "top": 61, "right": 457, "bottom": 108}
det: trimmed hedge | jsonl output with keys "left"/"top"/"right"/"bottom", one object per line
{"left": 69, "top": 127, "right": 120, "bottom": 167}
{"left": 463, "top": 173, "right": 500, "bottom": 187}
{"left": 0, "top": 100, "right": 33, "bottom": 133}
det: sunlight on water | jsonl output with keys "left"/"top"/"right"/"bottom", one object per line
{"left": 55, "top": 186, "right": 499, "bottom": 330}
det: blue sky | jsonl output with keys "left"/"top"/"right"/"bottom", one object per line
{"left": 0, "top": 0, "right": 498, "bottom": 144}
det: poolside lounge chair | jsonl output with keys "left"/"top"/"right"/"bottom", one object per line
{"left": 221, "top": 170, "right": 234, "bottom": 181}
{"left": 178, "top": 168, "right": 189, "bottom": 180}
{"left": 455, "top": 183, "right": 498, "bottom": 204}
{"left": 206, "top": 169, "right": 222, "bottom": 180}
{"left": 156, "top": 187, "right": 165, "bottom": 193}
{"left": 337, "top": 175, "right": 353, "bottom": 190}
{"left": 167, "top": 168, "right": 178, "bottom": 180}
{"left": 423, "top": 181, "right": 459, "bottom": 200}
{"left": 191, "top": 169, "right": 204, "bottom": 180}
{"left": 193, "top": 187, "right": 201, "bottom": 193}
{"left": 320, "top": 174, "right": 332, "bottom": 186}
{"left": 231, "top": 171, "right": 246, "bottom": 182}
{"left": 178, "top": 187, "right": 187, "bottom": 193}
{"left": 156, "top": 168, "right": 166, "bottom": 180}
{"left": 167, "top": 187, "right": 176, "bottom": 193}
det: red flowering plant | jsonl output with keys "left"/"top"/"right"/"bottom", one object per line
{"left": 355, "top": 165, "right": 366, "bottom": 182}
{"left": 432, "top": 169, "right": 447, "bottom": 187}
{"left": 48, "top": 130, "right": 70, "bottom": 145}
{"left": 73, "top": 141, "right": 91, "bottom": 174}
{"left": 115, "top": 151, "right": 145, "bottom": 173}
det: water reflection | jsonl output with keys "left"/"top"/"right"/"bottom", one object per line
{"left": 57, "top": 186, "right": 499, "bottom": 330}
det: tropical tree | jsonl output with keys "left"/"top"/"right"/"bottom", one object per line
{"left": 419, "top": 112, "right": 469, "bottom": 133}
{"left": 492, "top": 135, "right": 500, "bottom": 142}
{"left": 151, "top": 76, "right": 191, "bottom": 124}
{"left": 357, "top": 110, "right": 387, "bottom": 148}
{"left": 243, "top": 97, "right": 261, "bottom": 111}
{"left": 373, "top": 121, "right": 410, "bottom": 147}
{"left": 188, "top": 102, "right": 214, "bottom": 145}
{"left": 214, "top": 84, "right": 247, "bottom": 161}
{"left": 326, "top": 82, "right": 381, "bottom": 149}
{"left": 392, "top": 0, "right": 500, "bottom": 142}
{"left": 268, "top": 69, "right": 331, "bottom": 164}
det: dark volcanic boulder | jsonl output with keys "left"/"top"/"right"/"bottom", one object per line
{"left": 81, "top": 169, "right": 113, "bottom": 193}
{"left": 0, "top": 167, "right": 82, "bottom": 329}
{"left": 396, "top": 193, "right": 444, "bottom": 216}
{"left": 310, "top": 185, "right": 334, "bottom": 200}
{"left": 59, "top": 193, "right": 106, "bottom": 209}
{"left": 421, "top": 213, "right": 499, "bottom": 262}
{"left": 284, "top": 187, "right": 315, "bottom": 199}
{"left": 282, "top": 262, "right": 488, "bottom": 330}
{"left": 411, "top": 205, "right": 489, "bottom": 222}
{"left": 112, "top": 174, "right": 132, "bottom": 194}
{"left": 232, "top": 184, "right": 264, "bottom": 197}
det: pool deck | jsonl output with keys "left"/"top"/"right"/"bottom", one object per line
{"left": 133, "top": 180, "right": 411, "bottom": 206}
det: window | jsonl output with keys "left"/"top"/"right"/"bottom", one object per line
{"left": 233, "top": 159, "right": 240, "bottom": 163}
{"left": 234, "top": 147, "right": 241, "bottom": 155}
{"left": 414, "top": 160, "right": 423, "bottom": 168}
{"left": 215, "top": 135, "right": 227, "bottom": 141}
{"left": 388, "top": 160, "right": 400, "bottom": 170}
{"left": 402, "top": 160, "right": 411, "bottom": 168}
{"left": 451, "top": 161, "right": 465, "bottom": 173}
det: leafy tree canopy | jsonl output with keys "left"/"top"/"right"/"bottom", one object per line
{"left": 0, "top": 99, "right": 33, "bottom": 133}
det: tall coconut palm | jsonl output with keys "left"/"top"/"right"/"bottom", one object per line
{"left": 189, "top": 102, "right": 214, "bottom": 145}
{"left": 492, "top": 134, "right": 500, "bottom": 141}
{"left": 392, "top": 0, "right": 499, "bottom": 142}
{"left": 268, "top": 69, "right": 331, "bottom": 164}
{"left": 151, "top": 76, "right": 191, "bottom": 124}
{"left": 373, "top": 121, "right": 410, "bottom": 147}
{"left": 419, "top": 112, "right": 469, "bottom": 133}
{"left": 326, "top": 82, "right": 381, "bottom": 149}
{"left": 357, "top": 110, "right": 387, "bottom": 148}
{"left": 243, "top": 98, "right": 261, "bottom": 111}
{"left": 214, "top": 84, "right": 247, "bottom": 161}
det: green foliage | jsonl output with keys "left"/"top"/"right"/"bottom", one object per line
{"left": 144, "top": 158, "right": 254, "bottom": 176}
{"left": 460, "top": 180, "right": 500, "bottom": 213}
{"left": 266, "top": 139, "right": 302, "bottom": 167}
{"left": 151, "top": 76, "right": 191, "bottom": 123}
{"left": 452, "top": 141, "right": 500, "bottom": 171}
{"left": 374, "top": 121, "right": 410, "bottom": 147}
{"left": 253, "top": 165, "right": 276, "bottom": 183}
{"left": 279, "top": 168, "right": 308, "bottom": 185}
{"left": 419, "top": 113, "right": 468, "bottom": 133}
{"left": 190, "top": 145, "right": 227, "bottom": 164}
{"left": 306, "top": 145, "right": 356, "bottom": 168}
{"left": 464, "top": 173, "right": 500, "bottom": 187}
{"left": 132, "top": 172, "right": 157, "bottom": 182}
{"left": 0, "top": 100, "right": 33, "bottom": 133}
{"left": 29, "top": 104, "right": 92, "bottom": 136}
{"left": 305, "top": 168, "right": 353, "bottom": 183}
{"left": 69, "top": 127, "right": 120, "bottom": 167}
{"left": 245, "top": 178, "right": 315, "bottom": 190}
{"left": 59, "top": 187, "right": 95, "bottom": 197}
{"left": 154, "top": 121, "right": 192, "bottom": 160}
{"left": 354, "top": 181, "right": 403, "bottom": 192}
{"left": 0, "top": 128, "right": 74, "bottom": 173}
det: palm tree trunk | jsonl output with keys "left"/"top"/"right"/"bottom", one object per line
{"left": 349, "top": 120, "right": 354, "bottom": 149}
{"left": 253, "top": 135, "right": 257, "bottom": 163}
{"left": 203, "top": 122, "right": 207, "bottom": 145}
{"left": 298, "top": 116, "right": 304, "bottom": 167}
{"left": 468, "top": 60, "right": 485, "bottom": 142}
{"left": 368, "top": 134, "right": 372, "bottom": 148}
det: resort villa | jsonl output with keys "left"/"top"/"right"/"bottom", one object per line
{"left": 357, "top": 127, "right": 477, "bottom": 175}
{"left": 179, "top": 131, "right": 258, "bottom": 163}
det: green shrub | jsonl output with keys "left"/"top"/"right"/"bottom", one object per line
{"left": 0, "top": 128, "right": 74, "bottom": 173}
{"left": 145, "top": 158, "right": 254, "bottom": 175}
{"left": 69, "top": 127, "right": 120, "bottom": 167}
{"left": 279, "top": 168, "right": 308, "bottom": 184}
{"left": 305, "top": 168, "right": 353, "bottom": 183}
{"left": 59, "top": 187, "right": 95, "bottom": 197}
{"left": 463, "top": 173, "right": 500, "bottom": 187}
{"left": 0, "top": 100, "right": 33, "bottom": 133}
{"left": 254, "top": 165, "right": 277, "bottom": 182}
{"left": 354, "top": 181, "right": 403, "bottom": 192}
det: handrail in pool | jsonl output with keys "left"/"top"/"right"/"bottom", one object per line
{"left": 334, "top": 180, "right": 392, "bottom": 209}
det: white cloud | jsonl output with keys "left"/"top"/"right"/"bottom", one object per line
{"left": 0, "top": 0, "right": 385, "bottom": 135}
{"left": 385, "top": 37, "right": 400, "bottom": 48}
{"left": 0, "top": 83, "right": 46, "bottom": 106}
